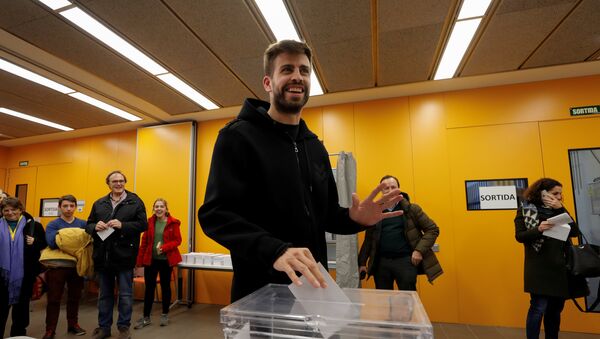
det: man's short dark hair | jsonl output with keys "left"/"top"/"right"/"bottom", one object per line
{"left": 380, "top": 175, "right": 400, "bottom": 187}
{"left": 263, "top": 40, "right": 312, "bottom": 77}
{"left": 105, "top": 170, "right": 127, "bottom": 185}
{"left": 59, "top": 194, "right": 77, "bottom": 207}
{"left": 1, "top": 197, "right": 23, "bottom": 211}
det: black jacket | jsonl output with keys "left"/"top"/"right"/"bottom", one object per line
{"left": 86, "top": 191, "right": 147, "bottom": 271}
{"left": 515, "top": 204, "right": 588, "bottom": 298}
{"left": 22, "top": 212, "right": 47, "bottom": 280}
{"left": 198, "top": 98, "right": 362, "bottom": 301}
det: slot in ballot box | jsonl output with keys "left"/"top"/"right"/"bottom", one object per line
{"left": 220, "top": 284, "right": 433, "bottom": 338}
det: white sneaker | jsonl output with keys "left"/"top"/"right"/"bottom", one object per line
{"left": 134, "top": 316, "right": 151, "bottom": 329}
{"left": 160, "top": 314, "right": 169, "bottom": 326}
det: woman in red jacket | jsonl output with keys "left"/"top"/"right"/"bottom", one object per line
{"left": 134, "top": 198, "right": 182, "bottom": 329}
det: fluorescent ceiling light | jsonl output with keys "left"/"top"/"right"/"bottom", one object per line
{"left": 310, "top": 73, "right": 324, "bottom": 96}
{"left": 254, "top": 0, "right": 325, "bottom": 96}
{"left": 69, "top": 92, "right": 141, "bottom": 121}
{"left": 434, "top": 19, "right": 481, "bottom": 80}
{"left": 0, "top": 58, "right": 75, "bottom": 94}
{"left": 59, "top": 7, "right": 167, "bottom": 75}
{"left": 0, "top": 107, "right": 73, "bottom": 131}
{"left": 458, "top": 0, "right": 492, "bottom": 20}
{"left": 254, "top": 0, "right": 300, "bottom": 41}
{"left": 157, "top": 73, "right": 219, "bottom": 110}
{"left": 38, "top": 0, "right": 71, "bottom": 11}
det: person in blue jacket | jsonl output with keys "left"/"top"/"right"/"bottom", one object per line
{"left": 42, "top": 194, "right": 87, "bottom": 339}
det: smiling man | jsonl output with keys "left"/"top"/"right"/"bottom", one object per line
{"left": 86, "top": 171, "right": 147, "bottom": 339}
{"left": 198, "top": 40, "right": 403, "bottom": 302}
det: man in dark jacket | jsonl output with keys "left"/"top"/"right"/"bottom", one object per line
{"left": 358, "top": 175, "right": 442, "bottom": 291}
{"left": 198, "top": 40, "right": 403, "bottom": 302}
{"left": 86, "top": 171, "right": 147, "bottom": 339}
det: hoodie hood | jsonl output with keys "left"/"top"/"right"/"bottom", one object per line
{"left": 237, "top": 98, "right": 317, "bottom": 141}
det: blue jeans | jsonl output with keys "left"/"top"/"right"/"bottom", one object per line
{"left": 526, "top": 293, "right": 565, "bottom": 339}
{"left": 97, "top": 269, "right": 133, "bottom": 330}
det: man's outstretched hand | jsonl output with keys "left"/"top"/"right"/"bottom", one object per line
{"left": 349, "top": 182, "right": 403, "bottom": 226}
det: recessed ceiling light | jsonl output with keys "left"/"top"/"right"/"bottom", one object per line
{"left": 254, "top": 0, "right": 325, "bottom": 96}
{"left": 59, "top": 7, "right": 168, "bottom": 76}
{"left": 68, "top": 93, "right": 141, "bottom": 121}
{"left": 434, "top": 19, "right": 481, "bottom": 80}
{"left": 157, "top": 73, "right": 219, "bottom": 110}
{"left": 38, "top": 0, "right": 71, "bottom": 11}
{"left": 433, "top": 0, "right": 493, "bottom": 80}
{"left": 458, "top": 0, "right": 492, "bottom": 20}
{"left": 0, "top": 107, "right": 73, "bottom": 131}
{"left": 254, "top": 0, "right": 299, "bottom": 41}
{"left": 0, "top": 58, "right": 74, "bottom": 94}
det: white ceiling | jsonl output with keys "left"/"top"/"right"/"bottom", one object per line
{"left": 0, "top": 0, "right": 599, "bottom": 146}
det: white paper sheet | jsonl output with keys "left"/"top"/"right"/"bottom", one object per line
{"left": 96, "top": 227, "right": 114, "bottom": 241}
{"left": 546, "top": 212, "right": 574, "bottom": 225}
{"left": 543, "top": 223, "right": 571, "bottom": 241}
{"left": 288, "top": 262, "right": 350, "bottom": 303}
{"left": 288, "top": 263, "right": 356, "bottom": 338}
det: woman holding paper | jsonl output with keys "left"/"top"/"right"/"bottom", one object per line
{"left": 515, "top": 178, "right": 588, "bottom": 339}
{"left": 134, "top": 198, "right": 182, "bottom": 329}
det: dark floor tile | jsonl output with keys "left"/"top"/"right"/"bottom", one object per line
{"left": 437, "top": 323, "right": 477, "bottom": 339}
{"left": 433, "top": 323, "right": 448, "bottom": 339}
{"left": 468, "top": 324, "right": 503, "bottom": 339}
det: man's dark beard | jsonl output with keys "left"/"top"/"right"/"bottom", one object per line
{"left": 272, "top": 86, "right": 309, "bottom": 115}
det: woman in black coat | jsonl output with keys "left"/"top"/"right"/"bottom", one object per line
{"left": 0, "top": 197, "right": 47, "bottom": 337}
{"left": 515, "top": 178, "right": 588, "bottom": 339}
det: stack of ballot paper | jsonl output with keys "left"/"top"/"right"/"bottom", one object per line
{"left": 542, "top": 212, "right": 573, "bottom": 241}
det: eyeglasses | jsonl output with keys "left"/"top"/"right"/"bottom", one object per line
{"left": 110, "top": 180, "right": 125, "bottom": 184}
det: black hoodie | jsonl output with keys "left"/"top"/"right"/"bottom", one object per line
{"left": 198, "top": 98, "right": 362, "bottom": 301}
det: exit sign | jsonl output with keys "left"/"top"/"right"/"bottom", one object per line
{"left": 570, "top": 105, "right": 600, "bottom": 116}
{"left": 19, "top": 161, "right": 28, "bottom": 166}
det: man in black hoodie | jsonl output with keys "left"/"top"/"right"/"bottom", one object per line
{"left": 198, "top": 40, "right": 403, "bottom": 302}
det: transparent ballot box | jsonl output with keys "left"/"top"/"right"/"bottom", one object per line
{"left": 220, "top": 284, "right": 433, "bottom": 338}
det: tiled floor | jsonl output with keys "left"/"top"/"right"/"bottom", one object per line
{"left": 4, "top": 296, "right": 600, "bottom": 338}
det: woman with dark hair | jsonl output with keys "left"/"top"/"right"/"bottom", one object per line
{"left": 515, "top": 178, "right": 588, "bottom": 339}
{"left": 0, "top": 197, "right": 47, "bottom": 337}
{"left": 134, "top": 198, "right": 182, "bottom": 329}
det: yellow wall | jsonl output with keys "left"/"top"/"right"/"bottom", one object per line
{"left": 194, "top": 118, "right": 234, "bottom": 305}
{"left": 0, "top": 146, "right": 7, "bottom": 190}
{"left": 1, "top": 131, "right": 136, "bottom": 225}
{"left": 195, "top": 74, "right": 600, "bottom": 333}
{"left": 135, "top": 122, "right": 195, "bottom": 255}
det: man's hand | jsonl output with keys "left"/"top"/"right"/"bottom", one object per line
{"left": 411, "top": 250, "right": 423, "bottom": 266}
{"left": 349, "top": 182, "right": 403, "bottom": 226}
{"left": 107, "top": 219, "right": 122, "bottom": 229}
{"left": 538, "top": 220, "right": 554, "bottom": 232}
{"left": 273, "top": 248, "right": 327, "bottom": 288}
{"left": 25, "top": 235, "right": 34, "bottom": 245}
{"left": 95, "top": 221, "right": 108, "bottom": 231}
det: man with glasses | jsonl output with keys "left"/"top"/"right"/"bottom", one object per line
{"left": 86, "top": 171, "right": 147, "bottom": 339}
